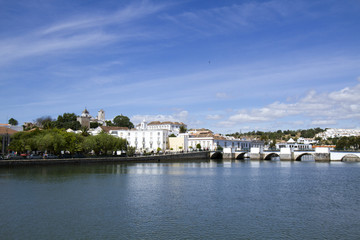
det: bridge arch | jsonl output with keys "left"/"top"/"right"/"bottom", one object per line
{"left": 264, "top": 153, "right": 280, "bottom": 160}
{"left": 341, "top": 154, "right": 360, "bottom": 162}
{"left": 236, "top": 152, "right": 247, "bottom": 160}
{"left": 295, "top": 153, "right": 315, "bottom": 161}
{"left": 210, "top": 151, "right": 223, "bottom": 159}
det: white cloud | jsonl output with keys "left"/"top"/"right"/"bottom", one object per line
{"left": 216, "top": 92, "right": 228, "bottom": 99}
{"left": 206, "top": 114, "right": 222, "bottom": 120}
{"left": 222, "top": 82, "right": 360, "bottom": 127}
{"left": 311, "top": 120, "right": 337, "bottom": 125}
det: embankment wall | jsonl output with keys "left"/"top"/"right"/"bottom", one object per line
{"left": 0, "top": 151, "right": 210, "bottom": 167}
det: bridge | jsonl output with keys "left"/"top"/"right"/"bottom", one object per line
{"left": 210, "top": 147, "right": 360, "bottom": 161}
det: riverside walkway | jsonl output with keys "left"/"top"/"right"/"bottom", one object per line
{"left": 0, "top": 151, "right": 210, "bottom": 167}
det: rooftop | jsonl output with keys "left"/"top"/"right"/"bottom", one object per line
{"left": 0, "top": 127, "right": 18, "bottom": 135}
{"left": 147, "top": 121, "right": 185, "bottom": 126}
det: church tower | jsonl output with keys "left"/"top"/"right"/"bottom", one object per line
{"left": 97, "top": 109, "right": 105, "bottom": 122}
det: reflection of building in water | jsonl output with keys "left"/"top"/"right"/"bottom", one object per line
{"left": 77, "top": 108, "right": 106, "bottom": 128}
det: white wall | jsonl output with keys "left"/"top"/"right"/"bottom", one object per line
{"left": 110, "top": 129, "right": 168, "bottom": 152}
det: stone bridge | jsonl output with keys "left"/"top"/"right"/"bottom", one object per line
{"left": 211, "top": 147, "right": 360, "bottom": 161}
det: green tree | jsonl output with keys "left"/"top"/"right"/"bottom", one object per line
{"left": 126, "top": 146, "right": 136, "bottom": 156}
{"left": 336, "top": 137, "right": 348, "bottom": 150}
{"left": 179, "top": 125, "right": 187, "bottom": 133}
{"left": 82, "top": 133, "right": 126, "bottom": 155}
{"left": 35, "top": 116, "right": 55, "bottom": 129}
{"left": 196, "top": 143, "right": 201, "bottom": 150}
{"left": 36, "top": 129, "right": 66, "bottom": 154}
{"left": 63, "top": 132, "right": 84, "bottom": 154}
{"left": 8, "top": 118, "right": 18, "bottom": 126}
{"left": 80, "top": 126, "right": 90, "bottom": 136}
{"left": 9, "top": 129, "right": 42, "bottom": 153}
{"left": 55, "top": 113, "right": 81, "bottom": 130}
{"left": 112, "top": 115, "right": 134, "bottom": 128}
{"left": 90, "top": 122, "right": 101, "bottom": 128}
{"left": 270, "top": 139, "right": 277, "bottom": 149}
{"left": 105, "top": 120, "right": 113, "bottom": 126}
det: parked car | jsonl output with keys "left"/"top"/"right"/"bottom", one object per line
{"left": 72, "top": 153, "right": 85, "bottom": 158}
{"left": 28, "top": 154, "right": 42, "bottom": 159}
{"left": 5, "top": 154, "right": 23, "bottom": 160}
{"left": 59, "top": 153, "right": 72, "bottom": 158}
{"left": 44, "top": 154, "right": 58, "bottom": 159}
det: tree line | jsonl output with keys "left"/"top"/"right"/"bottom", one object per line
{"left": 9, "top": 128, "right": 128, "bottom": 156}
{"left": 227, "top": 128, "right": 325, "bottom": 142}
{"left": 24, "top": 113, "right": 135, "bottom": 131}
{"left": 334, "top": 136, "right": 360, "bottom": 151}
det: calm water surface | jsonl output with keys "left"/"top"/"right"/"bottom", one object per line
{"left": 1, "top": 160, "right": 359, "bottom": 239}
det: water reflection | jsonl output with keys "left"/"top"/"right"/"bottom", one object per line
{"left": 299, "top": 154, "right": 315, "bottom": 162}
{"left": 1, "top": 160, "right": 360, "bottom": 240}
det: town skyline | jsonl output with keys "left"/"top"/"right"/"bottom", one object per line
{"left": 1, "top": 0, "right": 360, "bottom": 133}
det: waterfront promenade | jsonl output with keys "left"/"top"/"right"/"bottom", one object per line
{"left": 0, "top": 151, "right": 210, "bottom": 167}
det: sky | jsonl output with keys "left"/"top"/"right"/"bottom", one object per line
{"left": 1, "top": 0, "right": 360, "bottom": 133}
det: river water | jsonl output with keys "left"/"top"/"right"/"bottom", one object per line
{"left": 1, "top": 160, "right": 359, "bottom": 240}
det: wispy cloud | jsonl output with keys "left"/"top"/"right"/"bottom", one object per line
{"left": 41, "top": 1, "right": 167, "bottom": 35}
{"left": 0, "top": 1, "right": 169, "bottom": 66}
{"left": 161, "top": 0, "right": 307, "bottom": 35}
{"left": 206, "top": 114, "right": 222, "bottom": 120}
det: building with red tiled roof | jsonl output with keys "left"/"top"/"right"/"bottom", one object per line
{"left": 100, "top": 126, "right": 129, "bottom": 133}
{"left": 0, "top": 127, "right": 18, "bottom": 135}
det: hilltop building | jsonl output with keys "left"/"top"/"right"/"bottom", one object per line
{"left": 316, "top": 128, "right": 360, "bottom": 140}
{"left": 77, "top": 108, "right": 106, "bottom": 128}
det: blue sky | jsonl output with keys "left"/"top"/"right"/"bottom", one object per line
{"left": 1, "top": 0, "right": 360, "bottom": 133}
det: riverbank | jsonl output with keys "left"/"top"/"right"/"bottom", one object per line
{"left": 0, "top": 151, "right": 210, "bottom": 167}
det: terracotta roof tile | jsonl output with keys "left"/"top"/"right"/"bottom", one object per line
{"left": 0, "top": 127, "right": 18, "bottom": 135}
{"left": 100, "top": 126, "right": 129, "bottom": 132}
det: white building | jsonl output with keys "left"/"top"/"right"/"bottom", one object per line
{"left": 316, "top": 128, "right": 360, "bottom": 140}
{"left": 89, "top": 126, "right": 168, "bottom": 153}
{"left": 297, "top": 137, "right": 318, "bottom": 145}
{"left": 187, "top": 133, "right": 263, "bottom": 151}
{"left": 136, "top": 120, "right": 186, "bottom": 136}
{"left": 276, "top": 138, "right": 313, "bottom": 150}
